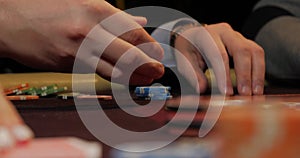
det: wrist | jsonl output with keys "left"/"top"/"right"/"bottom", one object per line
{"left": 170, "top": 22, "right": 205, "bottom": 48}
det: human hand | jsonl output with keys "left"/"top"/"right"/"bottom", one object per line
{"left": 0, "top": 85, "right": 34, "bottom": 151}
{"left": 174, "top": 23, "right": 265, "bottom": 95}
{"left": 0, "top": 0, "right": 164, "bottom": 85}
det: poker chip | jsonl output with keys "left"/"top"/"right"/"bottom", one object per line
{"left": 40, "top": 86, "right": 68, "bottom": 97}
{"left": 40, "top": 84, "right": 58, "bottom": 91}
{"left": 144, "top": 94, "right": 173, "bottom": 101}
{"left": 5, "top": 84, "right": 69, "bottom": 100}
{"left": 76, "top": 95, "right": 113, "bottom": 100}
{"left": 57, "top": 92, "right": 82, "bottom": 100}
{"left": 16, "top": 87, "right": 37, "bottom": 95}
{"left": 6, "top": 95, "right": 39, "bottom": 101}
{"left": 135, "top": 86, "right": 172, "bottom": 101}
{"left": 4, "top": 83, "right": 30, "bottom": 95}
{"left": 110, "top": 139, "right": 213, "bottom": 158}
{"left": 135, "top": 86, "right": 171, "bottom": 95}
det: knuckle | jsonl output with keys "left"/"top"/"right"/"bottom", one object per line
{"left": 55, "top": 46, "right": 76, "bottom": 59}
{"left": 68, "top": 22, "right": 89, "bottom": 40}
{"left": 236, "top": 46, "right": 254, "bottom": 56}
{"left": 216, "top": 22, "right": 232, "bottom": 30}
{"left": 83, "top": 0, "right": 116, "bottom": 18}
{"left": 253, "top": 46, "right": 265, "bottom": 57}
{"left": 237, "top": 44, "right": 265, "bottom": 60}
{"left": 122, "top": 29, "right": 144, "bottom": 45}
{"left": 50, "top": 45, "right": 76, "bottom": 71}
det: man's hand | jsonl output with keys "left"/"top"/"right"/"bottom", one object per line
{"left": 0, "top": 0, "right": 164, "bottom": 85}
{"left": 174, "top": 23, "right": 265, "bottom": 95}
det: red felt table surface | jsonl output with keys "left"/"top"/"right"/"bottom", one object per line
{"left": 13, "top": 85, "right": 300, "bottom": 158}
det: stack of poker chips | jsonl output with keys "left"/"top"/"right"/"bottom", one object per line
{"left": 15, "top": 84, "right": 68, "bottom": 97}
{"left": 134, "top": 86, "right": 173, "bottom": 100}
{"left": 4, "top": 83, "right": 68, "bottom": 100}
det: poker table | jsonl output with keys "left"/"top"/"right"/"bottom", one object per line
{"left": 3, "top": 70, "right": 300, "bottom": 158}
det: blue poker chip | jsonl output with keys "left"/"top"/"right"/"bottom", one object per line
{"left": 110, "top": 140, "right": 213, "bottom": 158}
{"left": 135, "top": 86, "right": 171, "bottom": 95}
{"left": 135, "top": 92, "right": 171, "bottom": 98}
{"left": 144, "top": 95, "right": 173, "bottom": 101}
{"left": 135, "top": 86, "right": 173, "bottom": 100}
{"left": 135, "top": 86, "right": 172, "bottom": 100}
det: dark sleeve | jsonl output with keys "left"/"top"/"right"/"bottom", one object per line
{"left": 242, "top": 6, "right": 294, "bottom": 40}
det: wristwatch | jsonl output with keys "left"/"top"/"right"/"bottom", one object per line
{"left": 170, "top": 21, "right": 205, "bottom": 48}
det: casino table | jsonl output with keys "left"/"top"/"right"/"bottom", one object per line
{"left": 4, "top": 71, "right": 300, "bottom": 158}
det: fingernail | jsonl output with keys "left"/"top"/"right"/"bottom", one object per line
{"left": 12, "top": 125, "right": 34, "bottom": 142}
{"left": 225, "top": 87, "right": 234, "bottom": 95}
{"left": 241, "top": 86, "right": 251, "bottom": 95}
{"left": 0, "top": 127, "right": 14, "bottom": 149}
{"left": 253, "top": 85, "right": 263, "bottom": 95}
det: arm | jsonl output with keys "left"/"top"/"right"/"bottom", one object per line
{"left": 256, "top": 16, "right": 300, "bottom": 81}
{"left": 242, "top": 4, "right": 300, "bottom": 83}
{"left": 0, "top": 0, "right": 164, "bottom": 85}
{"left": 152, "top": 18, "right": 265, "bottom": 95}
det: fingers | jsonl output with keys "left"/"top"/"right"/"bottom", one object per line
{"left": 99, "top": 10, "right": 164, "bottom": 61}
{"left": 96, "top": 58, "right": 162, "bottom": 85}
{"left": 248, "top": 40, "right": 265, "bottom": 95}
{"left": 176, "top": 51, "right": 208, "bottom": 94}
{"left": 204, "top": 31, "right": 234, "bottom": 95}
{"left": 189, "top": 26, "right": 233, "bottom": 95}
{"left": 103, "top": 32, "right": 163, "bottom": 78}
{"left": 179, "top": 22, "right": 264, "bottom": 96}
{"left": 78, "top": 3, "right": 165, "bottom": 85}
{"left": 103, "top": 35, "right": 165, "bottom": 80}
{"left": 0, "top": 125, "right": 34, "bottom": 151}
{"left": 73, "top": 1, "right": 164, "bottom": 85}
{"left": 232, "top": 45, "right": 252, "bottom": 95}
{"left": 215, "top": 23, "right": 265, "bottom": 95}
{"left": 78, "top": 25, "right": 164, "bottom": 85}
{"left": 129, "top": 73, "right": 155, "bottom": 86}
{"left": 0, "top": 89, "right": 34, "bottom": 151}
{"left": 220, "top": 29, "right": 253, "bottom": 95}
{"left": 127, "top": 15, "right": 148, "bottom": 27}
{"left": 96, "top": 58, "right": 122, "bottom": 80}
{"left": 174, "top": 35, "right": 208, "bottom": 93}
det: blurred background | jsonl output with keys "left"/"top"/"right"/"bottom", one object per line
{"left": 109, "top": 0, "right": 259, "bottom": 32}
